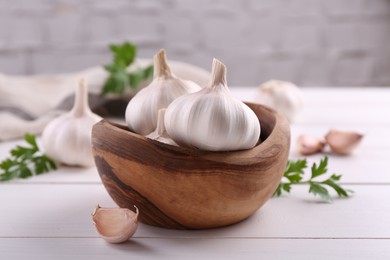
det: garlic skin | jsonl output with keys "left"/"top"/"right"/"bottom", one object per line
{"left": 165, "top": 59, "right": 261, "bottom": 152}
{"left": 297, "top": 135, "right": 325, "bottom": 156}
{"left": 125, "top": 49, "right": 201, "bottom": 136}
{"left": 146, "top": 109, "right": 177, "bottom": 146}
{"left": 325, "top": 129, "right": 363, "bottom": 155}
{"left": 42, "top": 79, "right": 102, "bottom": 167}
{"left": 92, "top": 205, "right": 139, "bottom": 244}
{"left": 255, "top": 80, "right": 303, "bottom": 122}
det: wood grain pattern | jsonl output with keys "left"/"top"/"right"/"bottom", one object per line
{"left": 92, "top": 103, "right": 290, "bottom": 229}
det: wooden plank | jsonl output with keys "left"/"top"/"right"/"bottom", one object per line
{"left": 2, "top": 148, "right": 389, "bottom": 189}
{"left": 0, "top": 134, "right": 388, "bottom": 186}
{"left": 1, "top": 237, "right": 389, "bottom": 260}
{"left": 231, "top": 87, "right": 390, "bottom": 126}
{"left": 289, "top": 125, "right": 390, "bottom": 183}
{"left": 1, "top": 124, "right": 388, "bottom": 185}
{"left": 296, "top": 106, "right": 390, "bottom": 126}
{"left": 287, "top": 150, "right": 390, "bottom": 184}
{"left": 1, "top": 184, "right": 389, "bottom": 239}
{"left": 231, "top": 87, "right": 390, "bottom": 106}
{"left": 291, "top": 125, "right": 390, "bottom": 149}
{"left": 1, "top": 146, "right": 388, "bottom": 185}
{"left": 301, "top": 87, "right": 390, "bottom": 106}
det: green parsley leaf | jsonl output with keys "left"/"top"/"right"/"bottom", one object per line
{"left": 102, "top": 42, "right": 154, "bottom": 95}
{"left": 285, "top": 159, "right": 307, "bottom": 175}
{"left": 0, "top": 134, "right": 57, "bottom": 182}
{"left": 0, "top": 159, "right": 19, "bottom": 181}
{"left": 311, "top": 156, "right": 328, "bottom": 179}
{"left": 274, "top": 183, "right": 291, "bottom": 197}
{"left": 110, "top": 42, "right": 136, "bottom": 68}
{"left": 309, "top": 182, "right": 331, "bottom": 200}
{"left": 321, "top": 175, "right": 351, "bottom": 198}
{"left": 24, "top": 133, "right": 38, "bottom": 149}
{"left": 102, "top": 68, "right": 130, "bottom": 95}
{"left": 283, "top": 159, "right": 306, "bottom": 183}
{"left": 274, "top": 156, "right": 353, "bottom": 201}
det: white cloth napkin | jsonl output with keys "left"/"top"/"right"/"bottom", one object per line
{"left": 0, "top": 59, "right": 210, "bottom": 141}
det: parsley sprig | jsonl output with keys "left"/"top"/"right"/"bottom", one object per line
{"left": 274, "top": 156, "right": 353, "bottom": 201}
{"left": 102, "top": 42, "right": 154, "bottom": 95}
{"left": 0, "top": 133, "right": 57, "bottom": 181}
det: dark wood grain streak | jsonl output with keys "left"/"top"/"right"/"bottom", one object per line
{"left": 92, "top": 102, "right": 290, "bottom": 229}
{"left": 94, "top": 156, "right": 187, "bottom": 229}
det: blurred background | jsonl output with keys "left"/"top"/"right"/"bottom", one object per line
{"left": 0, "top": 0, "right": 389, "bottom": 86}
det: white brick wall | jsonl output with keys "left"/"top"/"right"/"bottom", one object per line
{"left": 0, "top": 0, "right": 390, "bottom": 86}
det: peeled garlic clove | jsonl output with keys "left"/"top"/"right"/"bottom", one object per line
{"left": 92, "top": 205, "right": 139, "bottom": 244}
{"left": 146, "top": 109, "right": 177, "bottom": 146}
{"left": 42, "top": 79, "right": 102, "bottom": 167}
{"left": 255, "top": 80, "right": 304, "bottom": 122}
{"left": 125, "top": 49, "right": 201, "bottom": 136}
{"left": 165, "top": 59, "right": 261, "bottom": 151}
{"left": 296, "top": 135, "right": 325, "bottom": 155}
{"left": 325, "top": 129, "right": 363, "bottom": 155}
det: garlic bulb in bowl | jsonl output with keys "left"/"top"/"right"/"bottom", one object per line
{"left": 41, "top": 79, "right": 102, "bottom": 167}
{"left": 125, "top": 49, "right": 201, "bottom": 136}
{"left": 255, "top": 80, "right": 304, "bottom": 122}
{"left": 145, "top": 109, "right": 177, "bottom": 146}
{"left": 165, "top": 59, "right": 261, "bottom": 152}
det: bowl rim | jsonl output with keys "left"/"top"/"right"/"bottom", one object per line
{"left": 93, "top": 102, "right": 290, "bottom": 166}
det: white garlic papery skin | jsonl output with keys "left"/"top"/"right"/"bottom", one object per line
{"left": 146, "top": 109, "right": 177, "bottom": 146}
{"left": 165, "top": 59, "right": 261, "bottom": 152}
{"left": 255, "top": 80, "right": 304, "bottom": 122}
{"left": 92, "top": 205, "right": 139, "bottom": 244}
{"left": 42, "top": 79, "right": 102, "bottom": 167}
{"left": 125, "top": 49, "right": 201, "bottom": 136}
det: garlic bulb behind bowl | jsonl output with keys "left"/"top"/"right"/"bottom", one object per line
{"left": 255, "top": 80, "right": 304, "bottom": 122}
{"left": 42, "top": 79, "right": 102, "bottom": 167}
{"left": 165, "top": 59, "right": 261, "bottom": 152}
{"left": 125, "top": 49, "right": 201, "bottom": 136}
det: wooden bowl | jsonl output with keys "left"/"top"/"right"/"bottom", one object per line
{"left": 92, "top": 103, "right": 290, "bottom": 229}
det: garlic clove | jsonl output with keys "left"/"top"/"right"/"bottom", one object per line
{"left": 296, "top": 135, "right": 325, "bottom": 155}
{"left": 41, "top": 79, "right": 102, "bottom": 167}
{"left": 165, "top": 59, "right": 261, "bottom": 151}
{"left": 325, "top": 129, "right": 363, "bottom": 155}
{"left": 255, "top": 80, "right": 304, "bottom": 122}
{"left": 92, "top": 205, "right": 139, "bottom": 244}
{"left": 125, "top": 49, "right": 201, "bottom": 136}
{"left": 146, "top": 109, "right": 177, "bottom": 146}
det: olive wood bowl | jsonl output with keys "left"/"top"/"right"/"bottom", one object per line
{"left": 92, "top": 102, "right": 290, "bottom": 229}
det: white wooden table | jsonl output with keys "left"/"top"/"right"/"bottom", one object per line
{"left": 1, "top": 87, "right": 390, "bottom": 259}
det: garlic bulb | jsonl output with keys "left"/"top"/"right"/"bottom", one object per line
{"left": 125, "top": 49, "right": 201, "bottom": 135}
{"left": 92, "top": 205, "right": 139, "bottom": 244}
{"left": 146, "top": 109, "right": 177, "bottom": 146}
{"left": 165, "top": 59, "right": 261, "bottom": 152}
{"left": 325, "top": 129, "right": 363, "bottom": 155}
{"left": 255, "top": 80, "right": 304, "bottom": 122}
{"left": 41, "top": 79, "right": 102, "bottom": 167}
{"left": 296, "top": 134, "right": 325, "bottom": 156}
